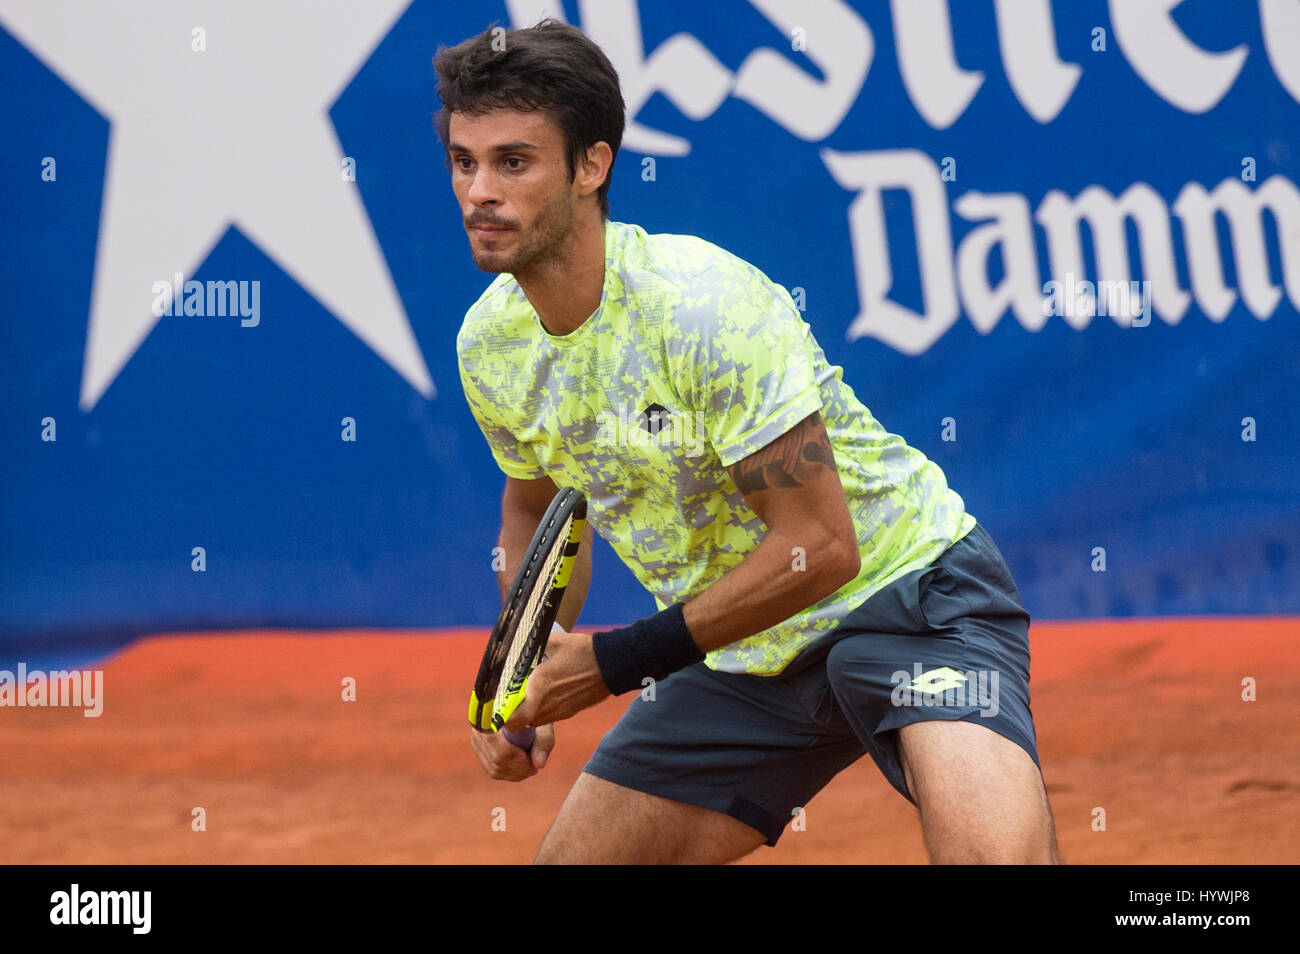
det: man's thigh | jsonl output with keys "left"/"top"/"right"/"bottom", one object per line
{"left": 572, "top": 660, "right": 865, "bottom": 852}
{"left": 898, "top": 719, "right": 1060, "bottom": 863}
{"left": 536, "top": 772, "right": 767, "bottom": 864}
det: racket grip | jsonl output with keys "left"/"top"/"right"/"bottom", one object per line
{"left": 504, "top": 726, "right": 536, "bottom": 751}
{"left": 501, "top": 623, "right": 563, "bottom": 754}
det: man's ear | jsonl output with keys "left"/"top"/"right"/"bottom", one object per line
{"left": 576, "top": 141, "right": 614, "bottom": 199}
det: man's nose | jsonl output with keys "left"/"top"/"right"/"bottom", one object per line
{"left": 467, "top": 167, "right": 501, "bottom": 206}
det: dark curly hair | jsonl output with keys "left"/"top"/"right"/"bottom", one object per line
{"left": 434, "top": 19, "right": 625, "bottom": 217}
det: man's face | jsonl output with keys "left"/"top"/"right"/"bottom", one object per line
{"left": 447, "top": 108, "right": 578, "bottom": 275}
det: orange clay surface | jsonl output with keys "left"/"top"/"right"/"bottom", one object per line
{"left": 2, "top": 617, "right": 1297, "bottom": 863}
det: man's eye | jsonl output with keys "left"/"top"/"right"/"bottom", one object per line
{"left": 504, "top": 157, "right": 525, "bottom": 170}
{"left": 455, "top": 157, "right": 473, "bottom": 171}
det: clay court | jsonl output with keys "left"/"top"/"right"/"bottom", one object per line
{"left": 3, "top": 616, "right": 1296, "bottom": 864}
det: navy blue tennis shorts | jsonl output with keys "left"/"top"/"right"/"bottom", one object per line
{"left": 582, "top": 521, "right": 1041, "bottom": 846}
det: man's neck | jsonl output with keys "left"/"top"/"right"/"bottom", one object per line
{"left": 514, "top": 212, "right": 606, "bottom": 336}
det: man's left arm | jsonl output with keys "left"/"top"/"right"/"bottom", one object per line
{"left": 681, "top": 408, "right": 860, "bottom": 652}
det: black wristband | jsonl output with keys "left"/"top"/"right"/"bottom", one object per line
{"left": 591, "top": 603, "right": 704, "bottom": 696}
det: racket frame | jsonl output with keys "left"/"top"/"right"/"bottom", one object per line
{"left": 469, "top": 487, "right": 587, "bottom": 735}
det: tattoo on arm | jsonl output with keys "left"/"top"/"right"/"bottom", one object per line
{"left": 731, "top": 411, "right": 835, "bottom": 494}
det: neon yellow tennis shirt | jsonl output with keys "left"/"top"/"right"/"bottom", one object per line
{"left": 457, "top": 220, "right": 977, "bottom": 676}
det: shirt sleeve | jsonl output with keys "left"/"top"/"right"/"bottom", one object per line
{"left": 663, "top": 261, "right": 824, "bottom": 468}
{"left": 457, "top": 338, "right": 546, "bottom": 481}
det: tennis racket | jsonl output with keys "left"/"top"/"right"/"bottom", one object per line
{"left": 469, "top": 486, "right": 587, "bottom": 752}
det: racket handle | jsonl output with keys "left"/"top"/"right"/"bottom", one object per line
{"left": 504, "top": 726, "right": 536, "bottom": 752}
{"left": 501, "top": 623, "right": 563, "bottom": 753}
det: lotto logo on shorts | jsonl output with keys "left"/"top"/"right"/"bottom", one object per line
{"left": 891, "top": 665, "right": 1000, "bottom": 718}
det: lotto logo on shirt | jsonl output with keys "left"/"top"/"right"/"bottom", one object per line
{"left": 593, "top": 402, "right": 709, "bottom": 458}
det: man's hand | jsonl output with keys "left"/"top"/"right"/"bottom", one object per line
{"left": 468, "top": 723, "right": 556, "bottom": 781}
{"left": 504, "top": 630, "right": 611, "bottom": 730}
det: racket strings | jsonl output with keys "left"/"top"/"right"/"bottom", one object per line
{"left": 493, "top": 512, "right": 574, "bottom": 715}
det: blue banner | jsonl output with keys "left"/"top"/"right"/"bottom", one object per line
{"left": 2, "top": 0, "right": 1297, "bottom": 658}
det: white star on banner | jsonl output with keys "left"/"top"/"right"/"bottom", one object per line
{"left": 0, "top": 0, "right": 434, "bottom": 409}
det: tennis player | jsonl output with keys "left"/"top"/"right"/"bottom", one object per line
{"left": 442, "top": 19, "right": 1061, "bottom": 864}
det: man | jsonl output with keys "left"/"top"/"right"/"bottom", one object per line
{"left": 441, "top": 19, "right": 1061, "bottom": 864}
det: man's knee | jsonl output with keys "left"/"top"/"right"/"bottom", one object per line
{"left": 534, "top": 828, "right": 587, "bottom": 865}
{"left": 535, "top": 772, "right": 765, "bottom": 864}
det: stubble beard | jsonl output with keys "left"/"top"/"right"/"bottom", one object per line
{"left": 471, "top": 188, "right": 576, "bottom": 277}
